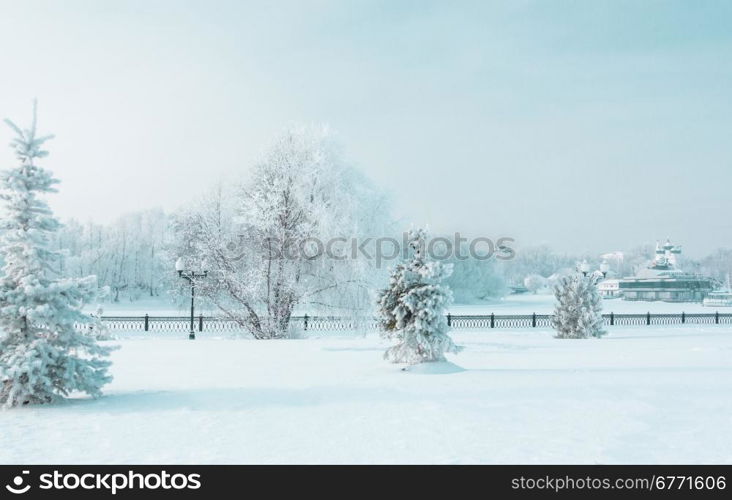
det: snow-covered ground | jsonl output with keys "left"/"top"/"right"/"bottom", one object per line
{"left": 88, "top": 294, "right": 726, "bottom": 317}
{"left": 2, "top": 326, "right": 731, "bottom": 464}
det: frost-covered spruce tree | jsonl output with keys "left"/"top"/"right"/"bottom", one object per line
{"left": 377, "top": 229, "right": 460, "bottom": 364}
{"left": 0, "top": 104, "right": 113, "bottom": 407}
{"left": 551, "top": 267, "right": 606, "bottom": 339}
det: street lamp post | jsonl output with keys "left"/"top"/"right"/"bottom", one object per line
{"left": 580, "top": 260, "right": 591, "bottom": 277}
{"left": 175, "top": 257, "right": 208, "bottom": 340}
{"left": 599, "top": 260, "right": 610, "bottom": 278}
{"left": 579, "top": 259, "right": 610, "bottom": 279}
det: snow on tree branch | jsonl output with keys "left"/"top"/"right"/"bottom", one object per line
{"left": 0, "top": 104, "right": 114, "bottom": 408}
{"left": 377, "top": 228, "right": 461, "bottom": 364}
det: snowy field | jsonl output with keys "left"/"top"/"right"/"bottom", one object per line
{"left": 87, "top": 294, "right": 726, "bottom": 317}
{"left": 2, "top": 326, "right": 731, "bottom": 464}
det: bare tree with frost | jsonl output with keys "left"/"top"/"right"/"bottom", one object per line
{"left": 175, "top": 126, "right": 391, "bottom": 338}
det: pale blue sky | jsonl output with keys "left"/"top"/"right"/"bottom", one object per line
{"left": 0, "top": 0, "right": 730, "bottom": 256}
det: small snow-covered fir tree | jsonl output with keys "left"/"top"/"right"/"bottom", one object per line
{"left": 377, "top": 229, "right": 460, "bottom": 364}
{"left": 0, "top": 103, "right": 113, "bottom": 407}
{"left": 551, "top": 266, "right": 606, "bottom": 339}
{"left": 87, "top": 306, "right": 115, "bottom": 341}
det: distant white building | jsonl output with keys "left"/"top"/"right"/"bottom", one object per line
{"left": 703, "top": 290, "right": 732, "bottom": 307}
{"left": 703, "top": 275, "right": 732, "bottom": 307}
{"left": 617, "top": 239, "right": 714, "bottom": 302}
{"left": 598, "top": 279, "right": 621, "bottom": 298}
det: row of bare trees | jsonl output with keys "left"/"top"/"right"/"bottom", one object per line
{"left": 51, "top": 209, "right": 173, "bottom": 302}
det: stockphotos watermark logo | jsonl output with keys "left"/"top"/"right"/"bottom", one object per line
{"left": 5, "top": 471, "right": 30, "bottom": 494}
{"left": 221, "top": 232, "right": 516, "bottom": 267}
{"left": 3, "top": 469, "right": 201, "bottom": 495}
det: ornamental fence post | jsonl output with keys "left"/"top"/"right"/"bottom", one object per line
{"left": 646, "top": 312, "right": 651, "bottom": 326}
{"left": 532, "top": 312, "right": 536, "bottom": 328}
{"left": 681, "top": 312, "right": 685, "bottom": 324}
{"left": 304, "top": 314, "right": 309, "bottom": 331}
{"left": 716, "top": 311, "right": 719, "bottom": 324}
{"left": 490, "top": 313, "right": 495, "bottom": 329}
{"left": 610, "top": 312, "right": 614, "bottom": 326}
{"left": 199, "top": 314, "right": 203, "bottom": 332}
{"left": 447, "top": 313, "right": 451, "bottom": 327}
{"left": 144, "top": 314, "right": 149, "bottom": 332}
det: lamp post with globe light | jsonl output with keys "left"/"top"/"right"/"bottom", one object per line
{"left": 579, "top": 259, "right": 611, "bottom": 279}
{"left": 175, "top": 257, "right": 208, "bottom": 340}
{"left": 579, "top": 260, "right": 591, "bottom": 277}
{"left": 599, "top": 260, "right": 610, "bottom": 278}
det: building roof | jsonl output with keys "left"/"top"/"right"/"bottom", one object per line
{"left": 633, "top": 267, "right": 686, "bottom": 279}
